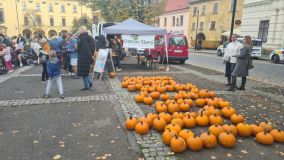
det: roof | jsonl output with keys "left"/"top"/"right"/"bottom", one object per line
{"left": 164, "top": 0, "right": 189, "bottom": 12}
{"left": 103, "top": 19, "right": 166, "bottom": 35}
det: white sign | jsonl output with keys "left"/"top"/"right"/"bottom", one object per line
{"left": 94, "top": 49, "right": 109, "bottom": 73}
{"left": 92, "top": 24, "right": 97, "bottom": 39}
{"left": 122, "top": 35, "right": 155, "bottom": 49}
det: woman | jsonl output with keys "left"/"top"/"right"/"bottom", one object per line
{"left": 39, "top": 38, "right": 50, "bottom": 82}
{"left": 66, "top": 32, "right": 78, "bottom": 79}
{"left": 112, "top": 39, "right": 122, "bottom": 71}
{"left": 223, "top": 34, "right": 243, "bottom": 87}
{"left": 228, "top": 36, "right": 252, "bottom": 91}
{"left": 77, "top": 26, "right": 95, "bottom": 91}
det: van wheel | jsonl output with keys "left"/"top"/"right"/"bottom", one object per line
{"left": 158, "top": 55, "right": 163, "bottom": 64}
{"left": 179, "top": 60, "right": 185, "bottom": 64}
{"left": 217, "top": 50, "right": 222, "bottom": 56}
{"left": 273, "top": 55, "right": 280, "bottom": 63}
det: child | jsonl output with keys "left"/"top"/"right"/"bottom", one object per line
{"left": 44, "top": 50, "right": 64, "bottom": 99}
{"left": 1, "top": 44, "right": 13, "bottom": 73}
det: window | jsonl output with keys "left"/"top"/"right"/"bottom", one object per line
{"left": 192, "top": 22, "right": 195, "bottom": 30}
{"left": 169, "top": 37, "right": 187, "bottom": 46}
{"left": 50, "top": 18, "right": 54, "bottom": 26}
{"left": 200, "top": 22, "right": 204, "bottom": 30}
{"left": 0, "top": 9, "right": 4, "bottom": 23}
{"left": 180, "top": 15, "right": 183, "bottom": 26}
{"left": 201, "top": 5, "right": 206, "bottom": 15}
{"left": 22, "top": 2, "right": 27, "bottom": 11}
{"left": 62, "top": 18, "right": 66, "bottom": 26}
{"left": 48, "top": 4, "right": 53, "bottom": 12}
{"left": 36, "top": 15, "right": 41, "bottom": 25}
{"left": 172, "top": 16, "right": 175, "bottom": 26}
{"left": 35, "top": 3, "right": 40, "bottom": 11}
{"left": 24, "top": 16, "right": 29, "bottom": 25}
{"left": 258, "top": 20, "right": 269, "bottom": 42}
{"left": 157, "top": 17, "right": 160, "bottom": 27}
{"left": 176, "top": 18, "right": 179, "bottom": 26}
{"left": 210, "top": 21, "right": 216, "bottom": 30}
{"left": 193, "top": 7, "right": 198, "bottom": 16}
{"left": 213, "top": 3, "right": 218, "bottom": 14}
{"left": 61, "top": 5, "right": 65, "bottom": 13}
{"left": 164, "top": 17, "right": 167, "bottom": 27}
{"left": 73, "top": 6, "right": 77, "bottom": 13}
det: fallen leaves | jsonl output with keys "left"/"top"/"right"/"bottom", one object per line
{"left": 96, "top": 154, "right": 112, "bottom": 159}
{"left": 59, "top": 141, "right": 65, "bottom": 148}
{"left": 241, "top": 150, "right": 248, "bottom": 154}
{"left": 226, "top": 153, "right": 232, "bottom": 157}
{"left": 12, "top": 130, "right": 18, "bottom": 134}
{"left": 52, "top": 154, "right": 61, "bottom": 160}
{"left": 211, "top": 156, "right": 216, "bottom": 159}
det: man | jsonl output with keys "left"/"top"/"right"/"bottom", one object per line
{"left": 223, "top": 34, "right": 243, "bottom": 88}
{"left": 66, "top": 32, "right": 79, "bottom": 79}
{"left": 16, "top": 34, "right": 26, "bottom": 49}
{"left": 48, "top": 34, "right": 61, "bottom": 56}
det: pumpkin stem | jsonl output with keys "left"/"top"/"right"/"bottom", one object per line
{"left": 207, "top": 131, "right": 210, "bottom": 135}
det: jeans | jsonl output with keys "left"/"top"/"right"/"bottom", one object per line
{"left": 113, "top": 56, "right": 121, "bottom": 68}
{"left": 42, "top": 63, "right": 48, "bottom": 81}
{"left": 83, "top": 75, "right": 92, "bottom": 89}
{"left": 45, "top": 76, "right": 64, "bottom": 95}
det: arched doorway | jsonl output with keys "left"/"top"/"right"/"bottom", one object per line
{"left": 34, "top": 30, "right": 45, "bottom": 38}
{"left": 22, "top": 29, "right": 32, "bottom": 40}
{"left": 196, "top": 33, "right": 206, "bottom": 50}
{"left": 60, "top": 30, "right": 68, "bottom": 35}
{"left": 197, "top": 32, "right": 206, "bottom": 40}
{"left": 48, "top": 30, "right": 57, "bottom": 38}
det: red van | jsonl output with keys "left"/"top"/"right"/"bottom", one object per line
{"left": 146, "top": 33, "right": 189, "bottom": 64}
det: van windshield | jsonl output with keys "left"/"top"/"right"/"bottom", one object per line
{"left": 169, "top": 37, "right": 187, "bottom": 46}
{"left": 252, "top": 40, "right": 262, "bottom": 46}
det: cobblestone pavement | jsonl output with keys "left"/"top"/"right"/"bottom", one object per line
{"left": 186, "top": 52, "right": 284, "bottom": 87}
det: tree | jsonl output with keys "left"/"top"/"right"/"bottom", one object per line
{"left": 72, "top": 16, "right": 93, "bottom": 33}
{"left": 83, "top": 0, "right": 165, "bottom": 24}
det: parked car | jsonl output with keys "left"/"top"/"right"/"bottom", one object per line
{"left": 270, "top": 48, "right": 284, "bottom": 63}
{"left": 145, "top": 33, "right": 189, "bottom": 64}
{"left": 217, "top": 37, "right": 262, "bottom": 58}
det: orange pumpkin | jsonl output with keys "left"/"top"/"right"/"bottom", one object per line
{"left": 230, "top": 113, "right": 244, "bottom": 124}
{"left": 207, "top": 99, "right": 219, "bottom": 107}
{"left": 209, "top": 114, "right": 223, "bottom": 125}
{"left": 259, "top": 122, "right": 273, "bottom": 132}
{"left": 173, "top": 93, "right": 183, "bottom": 101}
{"left": 195, "top": 111, "right": 209, "bottom": 127}
{"left": 143, "top": 97, "right": 153, "bottom": 105}
{"left": 200, "top": 132, "right": 217, "bottom": 148}
{"left": 150, "top": 91, "right": 160, "bottom": 99}
{"left": 127, "top": 84, "right": 136, "bottom": 92}
{"left": 156, "top": 85, "right": 166, "bottom": 93}
{"left": 222, "top": 124, "right": 238, "bottom": 136}
{"left": 195, "top": 99, "right": 206, "bottom": 107}
{"left": 135, "top": 121, "right": 149, "bottom": 135}
{"left": 121, "top": 81, "right": 130, "bottom": 88}
{"left": 179, "top": 129, "right": 195, "bottom": 140}
{"left": 186, "top": 135, "right": 203, "bottom": 151}
{"left": 159, "top": 112, "right": 172, "bottom": 124}
{"left": 209, "top": 125, "right": 225, "bottom": 137}
{"left": 184, "top": 99, "right": 193, "bottom": 107}
{"left": 184, "top": 111, "right": 197, "bottom": 118}
{"left": 166, "top": 85, "right": 175, "bottom": 92}
{"left": 199, "top": 90, "right": 209, "bottom": 98}
{"left": 250, "top": 124, "right": 264, "bottom": 136}
{"left": 221, "top": 107, "right": 236, "bottom": 118}
{"left": 183, "top": 115, "right": 196, "bottom": 128}
{"left": 171, "top": 118, "right": 184, "bottom": 128}
{"left": 170, "top": 135, "right": 187, "bottom": 153}
{"left": 140, "top": 91, "right": 149, "bottom": 97}
{"left": 135, "top": 94, "right": 145, "bottom": 103}
{"left": 179, "top": 103, "right": 190, "bottom": 112}
{"left": 172, "top": 112, "right": 184, "bottom": 119}
{"left": 160, "top": 93, "right": 170, "bottom": 101}
{"left": 218, "top": 132, "right": 236, "bottom": 148}
{"left": 156, "top": 103, "right": 168, "bottom": 113}
{"left": 256, "top": 132, "right": 274, "bottom": 145}
{"left": 165, "top": 123, "right": 181, "bottom": 134}
{"left": 270, "top": 129, "right": 284, "bottom": 143}
{"left": 168, "top": 102, "right": 180, "bottom": 114}
{"left": 236, "top": 123, "right": 252, "bottom": 137}
{"left": 208, "top": 91, "right": 217, "bottom": 98}
{"left": 125, "top": 116, "right": 138, "bottom": 130}
{"left": 219, "top": 101, "right": 230, "bottom": 108}
{"left": 135, "top": 83, "right": 143, "bottom": 90}
{"left": 139, "top": 115, "right": 153, "bottom": 127}
{"left": 162, "top": 128, "right": 176, "bottom": 145}
{"left": 174, "top": 84, "right": 184, "bottom": 92}
{"left": 109, "top": 72, "right": 116, "bottom": 78}
{"left": 176, "top": 99, "right": 184, "bottom": 105}
{"left": 153, "top": 117, "right": 167, "bottom": 132}
{"left": 147, "top": 113, "right": 158, "bottom": 121}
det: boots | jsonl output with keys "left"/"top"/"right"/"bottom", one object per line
{"left": 227, "top": 76, "right": 236, "bottom": 91}
{"left": 237, "top": 77, "right": 246, "bottom": 91}
{"left": 225, "top": 77, "right": 231, "bottom": 86}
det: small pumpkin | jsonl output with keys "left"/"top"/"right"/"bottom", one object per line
{"left": 170, "top": 135, "right": 187, "bottom": 153}
{"left": 109, "top": 72, "right": 116, "bottom": 78}
{"left": 139, "top": 115, "right": 153, "bottom": 127}
{"left": 207, "top": 99, "right": 219, "bottom": 107}
{"left": 186, "top": 135, "right": 203, "bottom": 151}
{"left": 184, "top": 99, "right": 193, "bottom": 107}
{"left": 209, "top": 125, "right": 225, "bottom": 137}
{"left": 127, "top": 84, "right": 136, "bottom": 92}
{"left": 143, "top": 97, "right": 154, "bottom": 105}
{"left": 219, "top": 101, "right": 230, "bottom": 108}
{"left": 174, "top": 84, "right": 184, "bottom": 92}
{"left": 183, "top": 115, "right": 196, "bottom": 128}
{"left": 168, "top": 102, "right": 180, "bottom": 114}
{"left": 140, "top": 91, "right": 149, "bottom": 97}
{"left": 200, "top": 132, "right": 217, "bottom": 148}
{"left": 160, "top": 93, "right": 170, "bottom": 101}
{"left": 165, "top": 123, "right": 181, "bottom": 134}
{"left": 209, "top": 114, "right": 223, "bottom": 125}
{"left": 135, "top": 121, "right": 149, "bottom": 135}
{"left": 135, "top": 94, "right": 145, "bottom": 103}
{"left": 172, "top": 112, "right": 184, "bottom": 119}
{"left": 162, "top": 128, "right": 176, "bottom": 145}
{"left": 270, "top": 129, "right": 284, "bottom": 143}
{"left": 125, "top": 116, "right": 138, "bottom": 130}
{"left": 135, "top": 83, "right": 143, "bottom": 90}
{"left": 150, "top": 91, "right": 160, "bottom": 99}
{"left": 176, "top": 99, "right": 184, "bottom": 105}
{"left": 171, "top": 118, "right": 184, "bottom": 128}
{"left": 179, "top": 103, "right": 190, "bottom": 112}
{"left": 166, "top": 84, "right": 175, "bottom": 92}
{"left": 195, "top": 111, "right": 209, "bottom": 127}
{"left": 195, "top": 99, "right": 206, "bottom": 107}
{"left": 156, "top": 103, "right": 168, "bottom": 113}
{"left": 153, "top": 117, "right": 167, "bottom": 132}
{"left": 230, "top": 113, "right": 245, "bottom": 124}
{"left": 159, "top": 112, "right": 172, "bottom": 124}
{"left": 208, "top": 91, "right": 217, "bottom": 98}
{"left": 236, "top": 123, "right": 252, "bottom": 137}
{"left": 221, "top": 107, "right": 236, "bottom": 118}
{"left": 222, "top": 124, "right": 238, "bottom": 136}
{"left": 121, "top": 80, "right": 130, "bottom": 88}
{"left": 147, "top": 113, "right": 158, "bottom": 121}
{"left": 184, "top": 111, "right": 197, "bottom": 118}
{"left": 156, "top": 85, "right": 166, "bottom": 93}
{"left": 199, "top": 90, "right": 209, "bottom": 98}
{"left": 256, "top": 132, "right": 274, "bottom": 145}
{"left": 259, "top": 122, "right": 273, "bottom": 132}
{"left": 179, "top": 129, "right": 195, "bottom": 140}
{"left": 218, "top": 132, "right": 236, "bottom": 148}
{"left": 173, "top": 93, "right": 183, "bottom": 101}
{"left": 250, "top": 124, "right": 264, "bottom": 136}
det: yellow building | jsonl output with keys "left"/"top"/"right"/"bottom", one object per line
{"left": 0, "top": 0, "right": 99, "bottom": 39}
{"left": 189, "top": 0, "right": 244, "bottom": 49}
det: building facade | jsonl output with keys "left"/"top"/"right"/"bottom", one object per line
{"left": 240, "top": 0, "right": 284, "bottom": 50}
{"left": 188, "top": 0, "right": 244, "bottom": 49}
{"left": 156, "top": 0, "right": 190, "bottom": 37}
{"left": 0, "top": 0, "right": 99, "bottom": 39}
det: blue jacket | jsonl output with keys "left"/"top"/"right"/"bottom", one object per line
{"left": 49, "top": 38, "right": 61, "bottom": 52}
{"left": 67, "top": 38, "right": 78, "bottom": 59}
{"left": 47, "top": 57, "right": 61, "bottom": 78}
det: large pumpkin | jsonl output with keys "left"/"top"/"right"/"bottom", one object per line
{"left": 186, "top": 135, "right": 203, "bottom": 151}
{"left": 170, "top": 135, "right": 187, "bottom": 153}
{"left": 236, "top": 123, "right": 252, "bottom": 137}
{"left": 195, "top": 111, "right": 209, "bottom": 126}
{"left": 143, "top": 97, "right": 154, "bottom": 105}
{"left": 259, "top": 122, "right": 273, "bottom": 132}
{"left": 209, "top": 125, "right": 225, "bottom": 137}
{"left": 221, "top": 107, "right": 236, "bottom": 118}
{"left": 218, "top": 132, "right": 236, "bottom": 148}
{"left": 159, "top": 112, "right": 172, "bottom": 124}
{"left": 256, "top": 132, "right": 274, "bottom": 145}
{"left": 209, "top": 114, "right": 223, "bottom": 125}
{"left": 153, "top": 117, "right": 167, "bottom": 132}
{"left": 200, "top": 132, "right": 217, "bottom": 148}
{"left": 125, "top": 116, "right": 138, "bottom": 130}
{"left": 179, "top": 129, "right": 195, "bottom": 140}
{"left": 270, "top": 129, "right": 284, "bottom": 143}
{"left": 135, "top": 121, "right": 149, "bottom": 135}
{"left": 135, "top": 94, "right": 145, "bottom": 103}
{"left": 183, "top": 115, "right": 196, "bottom": 128}
{"left": 162, "top": 129, "right": 176, "bottom": 145}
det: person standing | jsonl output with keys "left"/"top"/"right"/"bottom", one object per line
{"left": 39, "top": 38, "right": 50, "bottom": 82}
{"left": 49, "top": 34, "right": 61, "bottom": 57}
{"left": 0, "top": 44, "right": 13, "bottom": 73}
{"left": 112, "top": 39, "right": 122, "bottom": 71}
{"left": 44, "top": 50, "right": 64, "bottom": 99}
{"left": 228, "top": 36, "right": 252, "bottom": 91}
{"left": 66, "top": 32, "right": 78, "bottom": 79}
{"left": 223, "top": 34, "right": 243, "bottom": 87}
{"left": 77, "top": 26, "right": 95, "bottom": 91}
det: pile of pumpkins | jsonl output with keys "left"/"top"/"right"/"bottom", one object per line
{"left": 122, "top": 76, "right": 284, "bottom": 153}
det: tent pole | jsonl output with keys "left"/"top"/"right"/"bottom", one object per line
{"left": 164, "top": 34, "right": 169, "bottom": 72}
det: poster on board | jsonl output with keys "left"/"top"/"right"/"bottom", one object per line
{"left": 93, "top": 49, "right": 109, "bottom": 73}
{"left": 122, "top": 35, "right": 155, "bottom": 49}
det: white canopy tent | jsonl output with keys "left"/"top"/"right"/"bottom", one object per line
{"left": 103, "top": 19, "right": 169, "bottom": 71}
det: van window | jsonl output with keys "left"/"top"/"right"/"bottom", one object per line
{"left": 155, "top": 37, "right": 165, "bottom": 46}
{"left": 252, "top": 40, "right": 262, "bottom": 46}
{"left": 169, "top": 37, "right": 187, "bottom": 46}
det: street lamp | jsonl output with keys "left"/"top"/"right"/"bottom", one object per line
{"left": 15, "top": 0, "right": 20, "bottom": 35}
{"left": 194, "top": 9, "right": 199, "bottom": 51}
{"left": 229, "top": 0, "right": 237, "bottom": 41}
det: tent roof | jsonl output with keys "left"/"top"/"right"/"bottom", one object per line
{"left": 103, "top": 19, "right": 166, "bottom": 35}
